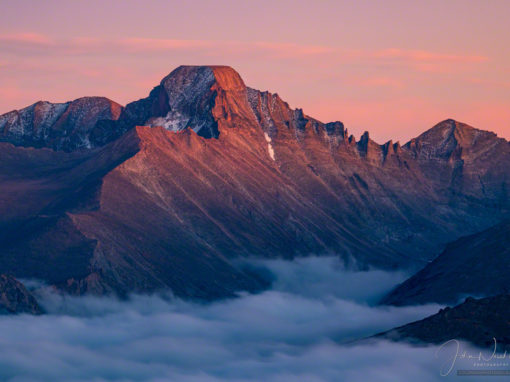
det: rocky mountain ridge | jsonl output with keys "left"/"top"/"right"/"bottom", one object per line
{"left": 0, "top": 65, "right": 509, "bottom": 299}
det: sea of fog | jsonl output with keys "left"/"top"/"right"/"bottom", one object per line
{"left": 0, "top": 257, "right": 491, "bottom": 381}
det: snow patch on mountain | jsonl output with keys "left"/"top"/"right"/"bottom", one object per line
{"left": 264, "top": 132, "right": 275, "bottom": 161}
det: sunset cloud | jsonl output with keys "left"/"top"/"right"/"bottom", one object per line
{"left": 371, "top": 48, "right": 488, "bottom": 64}
{"left": 0, "top": 32, "right": 489, "bottom": 66}
{"left": 0, "top": 32, "right": 53, "bottom": 45}
{"left": 347, "top": 76, "right": 405, "bottom": 89}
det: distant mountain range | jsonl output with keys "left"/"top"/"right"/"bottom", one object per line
{"left": 1, "top": 65, "right": 509, "bottom": 306}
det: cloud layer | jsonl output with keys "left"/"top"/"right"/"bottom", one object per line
{"left": 0, "top": 257, "right": 486, "bottom": 381}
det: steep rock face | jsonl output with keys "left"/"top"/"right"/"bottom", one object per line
{"left": 117, "top": 66, "right": 254, "bottom": 140}
{"left": 148, "top": 65, "right": 249, "bottom": 138}
{"left": 0, "top": 97, "right": 122, "bottom": 151}
{"left": 377, "top": 295, "right": 510, "bottom": 350}
{"left": 0, "top": 65, "right": 510, "bottom": 299}
{"left": 148, "top": 66, "right": 219, "bottom": 137}
{"left": 0, "top": 275, "right": 42, "bottom": 315}
{"left": 382, "top": 220, "right": 510, "bottom": 305}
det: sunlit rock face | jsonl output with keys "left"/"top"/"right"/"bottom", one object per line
{"left": 0, "top": 65, "right": 509, "bottom": 300}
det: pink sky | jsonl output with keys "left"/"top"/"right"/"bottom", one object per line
{"left": 1, "top": 0, "right": 509, "bottom": 143}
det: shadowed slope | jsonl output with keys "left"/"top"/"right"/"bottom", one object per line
{"left": 382, "top": 220, "right": 510, "bottom": 305}
{"left": 377, "top": 294, "right": 510, "bottom": 350}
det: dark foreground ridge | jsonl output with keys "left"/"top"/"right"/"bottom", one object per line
{"left": 382, "top": 220, "right": 510, "bottom": 306}
{"left": 376, "top": 294, "right": 510, "bottom": 350}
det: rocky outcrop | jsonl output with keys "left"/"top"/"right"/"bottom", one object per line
{"left": 376, "top": 294, "right": 510, "bottom": 350}
{"left": 0, "top": 275, "right": 42, "bottom": 315}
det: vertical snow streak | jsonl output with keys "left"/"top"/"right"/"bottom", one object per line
{"left": 264, "top": 132, "right": 275, "bottom": 161}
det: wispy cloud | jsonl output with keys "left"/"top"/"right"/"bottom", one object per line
{"left": 0, "top": 33, "right": 334, "bottom": 59}
{"left": 369, "top": 48, "right": 488, "bottom": 64}
{"left": 346, "top": 76, "right": 405, "bottom": 89}
{"left": 0, "top": 32, "right": 53, "bottom": 45}
{"left": 252, "top": 41, "right": 336, "bottom": 57}
{"left": 0, "top": 33, "right": 489, "bottom": 69}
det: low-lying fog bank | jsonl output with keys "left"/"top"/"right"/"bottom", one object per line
{"left": 0, "top": 257, "right": 488, "bottom": 381}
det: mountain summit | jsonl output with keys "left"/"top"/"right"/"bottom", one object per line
{"left": 406, "top": 118, "right": 505, "bottom": 161}
{"left": 0, "top": 65, "right": 509, "bottom": 299}
{"left": 142, "top": 65, "right": 249, "bottom": 138}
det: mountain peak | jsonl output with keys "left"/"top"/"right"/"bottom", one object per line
{"left": 161, "top": 65, "right": 246, "bottom": 93}
{"left": 411, "top": 118, "right": 495, "bottom": 145}
{"left": 430, "top": 118, "right": 474, "bottom": 134}
{"left": 141, "top": 65, "right": 248, "bottom": 138}
{"left": 404, "top": 118, "right": 503, "bottom": 161}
